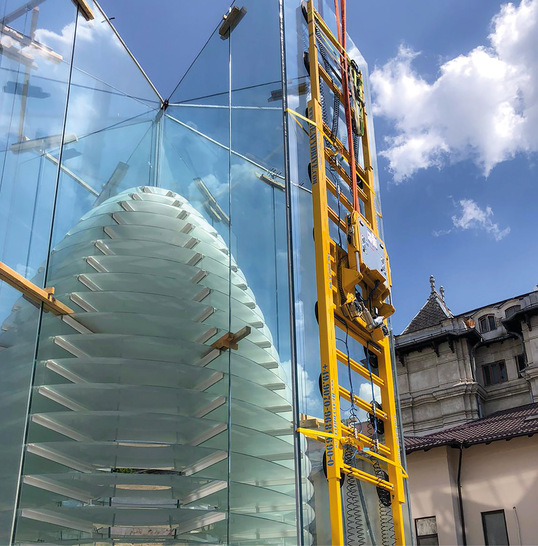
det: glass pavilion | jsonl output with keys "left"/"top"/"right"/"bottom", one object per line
{"left": 0, "top": 0, "right": 410, "bottom": 543}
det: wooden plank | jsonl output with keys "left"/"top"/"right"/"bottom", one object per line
{"left": 211, "top": 326, "right": 251, "bottom": 351}
{"left": 0, "top": 261, "right": 73, "bottom": 316}
{"left": 71, "top": 0, "right": 94, "bottom": 21}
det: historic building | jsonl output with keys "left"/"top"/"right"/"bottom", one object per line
{"left": 396, "top": 278, "right": 538, "bottom": 544}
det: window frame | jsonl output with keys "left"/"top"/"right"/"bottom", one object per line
{"left": 516, "top": 354, "right": 526, "bottom": 376}
{"left": 479, "top": 314, "right": 497, "bottom": 333}
{"left": 415, "top": 516, "right": 439, "bottom": 546}
{"left": 482, "top": 509, "right": 509, "bottom": 545}
{"left": 482, "top": 360, "right": 507, "bottom": 386}
{"left": 505, "top": 305, "right": 520, "bottom": 319}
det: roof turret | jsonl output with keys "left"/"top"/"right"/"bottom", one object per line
{"left": 402, "top": 275, "right": 454, "bottom": 334}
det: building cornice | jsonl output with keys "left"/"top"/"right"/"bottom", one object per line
{"left": 395, "top": 325, "right": 480, "bottom": 365}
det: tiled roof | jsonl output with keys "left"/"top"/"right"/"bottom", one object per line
{"left": 402, "top": 291, "right": 453, "bottom": 334}
{"left": 405, "top": 402, "right": 538, "bottom": 453}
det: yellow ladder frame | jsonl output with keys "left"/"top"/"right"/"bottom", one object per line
{"left": 300, "top": 2, "right": 406, "bottom": 544}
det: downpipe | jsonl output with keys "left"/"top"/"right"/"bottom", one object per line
{"left": 457, "top": 443, "right": 467, "bottom": 546}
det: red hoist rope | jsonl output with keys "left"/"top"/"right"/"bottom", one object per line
{"left": 334, "top": 0, "right": 359, "bottom": 212}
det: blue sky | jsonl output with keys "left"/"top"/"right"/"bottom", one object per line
{"left": 99, "top": 0, "right": 538, "bottom": 334}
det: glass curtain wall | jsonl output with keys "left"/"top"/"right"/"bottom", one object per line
{"left": 0, "top": 2, "right": 77, "bottom": 542}
{"left": 0, "top": 0, "right": 409, "bottom": 544}
{"left": 163, "top": 0, "right": 301, "bottom": 542}
{"left": 0, "top": 0, "right": 168, "bottom": 543}
{"left": 229, "top": 2, "right": 300, "bottom": 543}
{"left": 2, "top": 0, "right": 302, "bottom": 543}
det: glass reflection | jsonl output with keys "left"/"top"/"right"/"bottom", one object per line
{"left": 0, "top": 1, "right": 77, "bottom": 542}
{"left": 0, "top": 0, "right": 409, "bottom": 543}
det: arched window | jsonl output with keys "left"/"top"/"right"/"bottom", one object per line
{"left": 505, "top": 304, "right": 520, "bottom": 319}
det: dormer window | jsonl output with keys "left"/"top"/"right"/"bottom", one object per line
{"left": 478, "top": 314, "right": 496, "bottom": 333}
{"left": 505, "top": 305, "right": 520, "bottom": 319}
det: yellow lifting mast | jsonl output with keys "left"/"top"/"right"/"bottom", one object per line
{"left": 296, "top": 1, "right": 407, "bottom": 543}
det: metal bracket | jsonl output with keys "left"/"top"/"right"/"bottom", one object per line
{"left": 219, "top": 6, "right": 246, "bottom": 39}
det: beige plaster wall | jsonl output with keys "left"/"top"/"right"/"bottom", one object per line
{"left": 407, "top": 447, "right": 461, "bottom": 545}
{"left": 407, "top": 436, "right": 538, "bottom": 545}
{"left": 461, "top": 436, "right": 538, "bottom": 546}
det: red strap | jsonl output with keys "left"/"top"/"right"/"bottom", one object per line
{"left": 338, "top": 0, "right": 359, "bottom": 212}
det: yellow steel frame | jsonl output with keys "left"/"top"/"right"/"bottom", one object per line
{"left": 299, "top": 2, "right": 406, "bottom": 544}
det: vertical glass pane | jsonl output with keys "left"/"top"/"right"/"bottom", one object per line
{"left": 228, "top": 1, "right": 300, "bottom": 543}
{"left": 12, "top": 2, "right": 170, "bottom": 544}
{"left": 169, "top": 25, "right": 228, "bottom": 105}
{"left": 162, "top": 25, "right": 232, "bottom": 542}
{"left": 0, "top": 0, "right": 77, "bottom": 299}
{"left": 0, "top": 0, "right": 77, "bottom": 541}
{"left": 282, "top": 2, "right": 324, "bottom": 542}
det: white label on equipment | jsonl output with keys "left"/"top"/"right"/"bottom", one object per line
{"left": 367, "top": 231, "right": 378, "bottom": 249}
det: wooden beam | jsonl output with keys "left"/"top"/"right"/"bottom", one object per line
{"left": 0, "top": 0, "right": 46, "bottom": 26}
{"left": 211, "top": 326, "right": 251, "bottom": 351}
{"left": 0, "top": 261, "right": 73, "bottom": 316}
{"left": 71, "top": 0, "right": 94, "bottom": 21}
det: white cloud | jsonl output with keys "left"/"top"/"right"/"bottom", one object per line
{"left": 34, "top": 23, "right": 77, "bottom": 57}
{"left": 432, "top": 228, "right": 453, "bottom": 238}
{"left": 35, "top": 19, "right": 122, "bottom": 59}
{"left": 358, "top": 382, "right": 381, "bottom": 406}
{"left": 297, "top": 361, "right": 316, "bottom": 400}
{"left": 451, "top": 199, "right": 510, "bottom": 240}
{"left": 371, "top": 0, "right": 538, "bottom": 181}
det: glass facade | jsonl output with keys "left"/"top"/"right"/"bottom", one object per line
{"left": 0, "top": 0, "right": 409, "bottom": 544}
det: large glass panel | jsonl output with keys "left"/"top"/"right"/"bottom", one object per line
{"left": 281, "top": 3, "right": 324, "bottom": 543}
{"left": 168, "top": 20, "right": 228, "bottom": 106}
{"left": 0, "top": 0, "right": 411, "bottom": 543}
{"left": 227, "top": 1, "right": 301, "bottom": 544}
{"left": 160, "top": 24, "right": 233, "bottom": 540}
{"left": 0, "top": 0, "right": 78, "bottom": 542}
{"left": 11, "top": 2, "right": 172, "bottom": 544}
